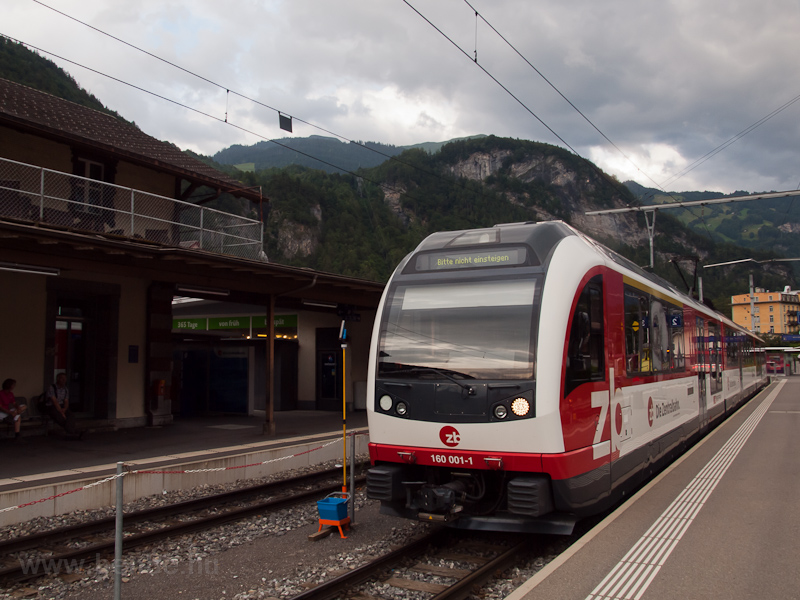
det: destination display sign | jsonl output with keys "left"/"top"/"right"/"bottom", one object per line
{"left": 415, "top": 247, "right": 527, "bottom": 272}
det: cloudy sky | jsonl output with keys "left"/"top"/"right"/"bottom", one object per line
{"left": 4, "top": 0, "right": 800, "bottom": 194}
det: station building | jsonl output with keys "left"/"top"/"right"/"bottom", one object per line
{"left": 0, "top": 77, "right": 383, "bottom": 433}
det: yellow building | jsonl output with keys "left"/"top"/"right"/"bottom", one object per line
{"left": 731, "top": 287, "right": 800, "bottom": 335}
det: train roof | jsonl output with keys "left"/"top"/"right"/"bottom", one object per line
{"left": 412, "top": 220, "right": 760, "bottom": 340}
{"left": 414, "top": 220, "right": 679, "bottom": 292}
{"left": 413, "top": 220, "right": 575, "bottom": 261}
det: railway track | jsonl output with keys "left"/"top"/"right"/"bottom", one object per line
{"left": 0, "top": 464, "right": 366, "bottom": 583}
{"left": 291, "top": 528, "right": 529, "bottom": 600}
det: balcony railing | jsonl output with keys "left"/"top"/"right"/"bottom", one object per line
{"left": 0, "top": 156, "right": 265, "bottom": 261}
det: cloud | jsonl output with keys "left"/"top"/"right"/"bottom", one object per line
{"left": 4, "top": 0, "right": 800, "bottom": 194}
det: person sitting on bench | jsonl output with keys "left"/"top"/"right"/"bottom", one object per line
{"left": 46, "top": 373, "right": 82, "bottom": 438}
{"left": 0, "top": 378, "right": 27, "bottom": 439}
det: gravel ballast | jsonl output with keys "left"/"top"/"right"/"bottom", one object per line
{"left": 0, "top": 458, "right": 570, "bottom": 600}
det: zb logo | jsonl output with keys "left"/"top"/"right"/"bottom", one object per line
{"left": 440, "top": 426, "right": 461, "bottom": 447}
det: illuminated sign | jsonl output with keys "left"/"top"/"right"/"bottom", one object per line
{"left": 253, "top": 314, "right": 298, "bottom": 329}
{"left": 173, "top": 314, "right": 297, "bottom": 331}
{"left": 209, "top": 317, "right": 250, "bottom": 330}
{"left": 173, "top": 318, "right": 207, "bottom": 330}
{"left": 415, "top": 247, "right": 526, "bottom": 271}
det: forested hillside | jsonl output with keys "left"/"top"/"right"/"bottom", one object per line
{"left": 212, "top": 134, "right": 488, "bottom": 174}
{"left": 222, "top": 136, "right": 794, "bottom": 312}
{"left": 627, "top": 181, "right": 800, "bottom": 262}
{"left": 0, "top": 37, "right": 128, "bottom": 122}
{"left": 214, "top": 136, "right": 406, "bottom": 174}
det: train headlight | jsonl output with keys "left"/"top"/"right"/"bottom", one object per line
{"left": 511, "top": 397, "right": 530, "bottom": 417}
{"left": 494, "top": 404, "right": 508, "bottom": 419}
{"left": 396, "top": 401, "right": 408, "bottom": 416}
{"left": 379, "top": 395, "right": 393, "bottom": 411}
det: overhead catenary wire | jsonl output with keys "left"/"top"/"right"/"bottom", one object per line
{"left": 658, "top": 90, "right": 800, "bottom": 237}
{"left": 659, "top": 93, "right": 800, "bottom": 190}
{"left": 27, "top": 0, "right": 796, "bottom": 214}
{"left": 462, "top": 0, "right": 662, "bottom": 192}
{"left": 0, "top": 35, "right": 349, "bottom": 174}
{"left": 14, "top": 0, "right": 700, "bottom": 252}
{"left": 7, "top": 3, "right": 645, "bottom": 257}
{"left": 6, "top": 36, "right": 467, "bottom": 247}
{"left": 450, "top": 1, "right": 718, "bottom": 242}
{"left": 401, "top": 0, "right": 715, "bottom": 245}
{"left": 457, "top": 0, "right": 798, "bottom": 246}
{"left": 28, "top": 0, "right": 641, "bottom": 219}
{"left": 25, "top": 0, "right": 489, "bottom": 203}
{"left": 0, "top": 31, "right": 490, "bottom": 227}
{"left": 15, "top": 0, "right": 563, "bottom": 259}
{"left": 400, "top": 0, "right": 580, "bottom": 157}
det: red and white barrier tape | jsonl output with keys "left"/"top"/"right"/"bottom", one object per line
{"left": 1, "top": 435, "right": 355, "bottom": 515}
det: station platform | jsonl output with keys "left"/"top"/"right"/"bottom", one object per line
{"left": 0, "top": 411, "right": 368, "bottom": 526}
{"left": 508, "top": 377, "right": 798, "bottom": 600}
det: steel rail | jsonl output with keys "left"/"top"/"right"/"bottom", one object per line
{"left": 431, "top": 540, "right": 528, "bottom": 600}
{"left": 289, "top": 530, "right": 447, "bottom": 600}
{"left": 0, "top": 464, "right": 364, "bottom": 555}
{"left": 288, "top": 530, "right": 526, "bottom": 600}
{"left": 0, "top": 472, "right": 365, "bottom": 582}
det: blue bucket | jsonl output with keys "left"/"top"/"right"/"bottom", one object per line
{"left": 317, "top": 494, "right": 349, "bottom": 520}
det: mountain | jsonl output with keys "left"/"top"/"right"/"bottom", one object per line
{"left": 214, "top": 136, "right": 402, "bottom": 173}
{"left": 212, "top": 134, "right": 488, "bottom": 174}
{"left": 231, "top": 136, "right": 794, "bottom": 313}
{"left": 625, "top": 182, "right": 800, "bottom": 263}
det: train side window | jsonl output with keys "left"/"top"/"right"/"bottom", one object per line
{"left": 708, "top": 322, "right": 722, "bottom": 395}
{"left": 743, "top": 338, "right": 754, "bottom": 368}
{"left": 565, "top": 277, "right": 604, "bottom": 395}
{"left": 624, "top": 287, "right": 650, "bottom": 375}
{"left": 650, "top": 299, "right": 669, "bottom": 371}
{"left": 725, "top": 328, "right": 741, "bottom": 367}
{"left": 669, "top": 309, "right": 685, "bottom": 369}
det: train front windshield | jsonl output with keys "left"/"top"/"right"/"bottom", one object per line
{"left": 378, "top": 278, "right": 539, "bottom": 380}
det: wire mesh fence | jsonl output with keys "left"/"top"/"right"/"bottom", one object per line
{"left": 0, "top": 156, "right": 265, "bottom": 261}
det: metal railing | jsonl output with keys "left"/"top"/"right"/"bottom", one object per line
{"left": 0, "top": 156, "right": 265, "bottom": 261}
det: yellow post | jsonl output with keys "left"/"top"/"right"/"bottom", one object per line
{"left": 342, "top": 342, "right": 347, "bottom": 493}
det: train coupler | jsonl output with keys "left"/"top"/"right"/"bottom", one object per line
{"left": 418, "top": 505, "right": 463, "bottom": 523}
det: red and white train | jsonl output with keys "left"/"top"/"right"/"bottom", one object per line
{"left": 366, "top": 221, "right": 768, "bottom": 534}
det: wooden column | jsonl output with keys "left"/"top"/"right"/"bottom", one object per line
{"left": 263, "top": 294, "right": 276, "bottom": 435}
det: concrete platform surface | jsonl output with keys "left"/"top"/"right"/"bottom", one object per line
{"left": 0, "top": 411, "right": 367, "bottom": 486}
{"left": 508, "top": 378, "right": 799, "bottom": 600}
{"left": 1, "top": 411, "right": 369, "bottom": 526}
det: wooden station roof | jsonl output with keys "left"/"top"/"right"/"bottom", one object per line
{"left": 0, "top": 218, "right": 384, "bottom": 310}
{"left": 0, "top": 77, "right": 263, "bottom": 204}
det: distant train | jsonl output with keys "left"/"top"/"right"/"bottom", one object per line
{"left": 365, "top": 221, "right": 768, "bottom": 534}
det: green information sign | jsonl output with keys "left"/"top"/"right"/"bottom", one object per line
{"left": 208, "top": 317, "right": 251, "bottom": 330}
{"left": 173, "top": 318, "right": 207, "bottom": 330}
{"left": 173, "top": 315, "right": 298, "bottom": 331}
{"left": 252, "top": 315, "right": 298, "bottom": 328}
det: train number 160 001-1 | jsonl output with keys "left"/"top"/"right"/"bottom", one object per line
{"left": 430, "top": 454, "right": 474, "bottom": 466}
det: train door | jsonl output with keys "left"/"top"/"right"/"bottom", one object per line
{"left": 565, "top": 275, "right": 611, "bottom": 499}
{"left": 565, "top": 276, "right": 605, "bottom": 394}
{"left": 696, "top": 318, "right": 708, "bottom": 429}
